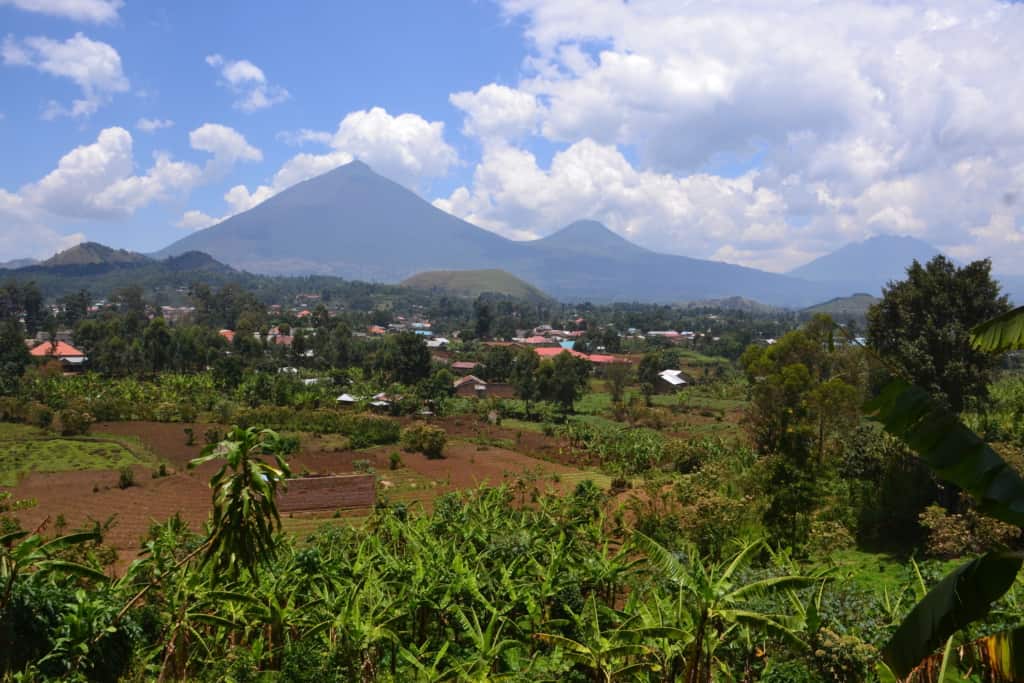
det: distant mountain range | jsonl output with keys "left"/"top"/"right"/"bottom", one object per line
{"left": 155, "top": 161, "right": 840, "bottom": 307}
{"left": 11, "top": 161, "right": 1020, "bottom": 307}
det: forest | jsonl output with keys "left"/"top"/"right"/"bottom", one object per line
{"left": 2, "top": 255, "right": 1024, "bottom": 681}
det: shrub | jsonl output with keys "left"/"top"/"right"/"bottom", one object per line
{"left": 389, "top": 451, "right": 403, "bottom": 470}
{"left": 183, "top": 427, "right": 195, "bottom": 446}
{"left": 0, "top": 397, "right": 20, "bottom": 421}
{"left": 58, "top": 407, "right": 93, "bottom": 436}
{"left": 400, "top": 423, "right": 447, "bottom": 459}
{"left": 353, "top": 459, "right": 374, "bottom": 474}
{"left": 118, "top": 467, "right": 135, "bottom": 489}
{"left": 204, "top": 428, "right": 223, "bottom": 445}
{"left": 25, "top": 402, "right": 54, "bottom": 429}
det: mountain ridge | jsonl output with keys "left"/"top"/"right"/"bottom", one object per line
{"left": 155, "top": 161, "right": 839, "bottom": 307}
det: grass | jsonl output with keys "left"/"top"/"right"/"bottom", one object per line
{"left": 0, "top": 437, "right": 151, "bottom": 486}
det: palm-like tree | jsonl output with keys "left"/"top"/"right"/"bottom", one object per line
{"left": 633, "top": 534, "right": 816, "bottom": 683}
{"left": 188, "top": 426, "right": 292, "bottom": 582}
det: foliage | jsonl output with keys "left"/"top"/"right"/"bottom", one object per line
{"left": 57, "top": 407, "right": 93, "bottom": 436}
{"left": 400, "top": 422, "right": 447, "bottom": 459}
{"left": 188, "top": 426, "right": 292, "bottom": 582}
{"left": 867, "top": 255, "right": 1009, "bottom": 413}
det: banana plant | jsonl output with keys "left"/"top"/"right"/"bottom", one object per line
{"left": 534, "top": 594, "right": 660, "bottom": 683}
{"left": 1, "top": 529, "right": 107, "bottom": 611}
{"left": 632, "top": 534, "right": 817, "bottom": 683}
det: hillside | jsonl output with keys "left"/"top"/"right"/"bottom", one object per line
{"left": 154, "top": 161, "right": 839, "bottom": 306}
{"left": 803, "top": 292, "right": 879, "bottom": 325}
{"left": 401, "top": 269, "right": 551, "bottom": 302}
{"left": 679, "top": 296, "right": 781, "bottom": 313}
{"left": 788, "top": 235, "right": 942, "bottom": 293}
{"left": 42, "top": 242, "right": 151, "bottom": 267}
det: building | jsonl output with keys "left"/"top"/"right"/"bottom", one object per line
{"left": 30, "top": 341, "right": 88, "bottom": 372}
{"left": 656, "top": 369, "right": 689, "bottom": 393}
{"left": 451, "top": 361, "right": 482, "bottom": 375}
{"left": 453, "top": 375, "right": 516, "bottom": 399}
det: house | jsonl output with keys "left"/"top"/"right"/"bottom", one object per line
{"left": 451, "top": 361, "right": 482, "bottom": 375}
{"left": 453, "top": 375, "right": 516, "bottom": 399}
{"left": 655, "top": 369, "right": 689, "bottom": 393}
{"left": 336, "top": 393, "right": 358, "bottom": 406}
{"left": 219, "top": 329, "right": 235, "bottom": 343}
{"left": 534, "top": 346, "right": 589, "bottom": 360}
{"left": 30, "top": 341, "right": 87, "bottom": 372}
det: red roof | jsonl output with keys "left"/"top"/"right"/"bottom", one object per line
{"left": 535, "top": 347, "right": 589, "bottom": 360}
{"left": 451, "top": 361, "right": 480, "bottom": 370}
{"left": 368, "top": 325, "right": 386, "bottom": 335}
{"left": 587, "top": 354, "right": 626, "bottom": 364}
{"left": 273, "top": 335, "right": 294, "bottom": 346}
{"left": 219, "top": 329, "right": 235, "bottom": 342}
{"left": 30, "top": 341, "right": 85, "bottom": 358}
{"left": 523, "top": 336, "right": 549, "bottom": 344}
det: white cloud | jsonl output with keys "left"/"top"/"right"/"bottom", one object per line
{"left": 0, "top": 0, "right": 122, "bottom": 23}
{"left": 0, "top": 189, "right": 84, "bottom": 261}
{"left": 2, "top": 32, "right": 128, "bottom": 118}
{"left": 136, "top": 117, "right": 174, "bottom": 133}
{"left": 276, "top": 128, "right": 334, "bottom": 146}
{"left": 436, "top": 138, "right": 807, "bottom": 266}
{"left": 181, "top": 107, "right": 456, "bottom": 229}
{"left": 205, "top": 53, "right": 290, "bottom": 112}
{"left": 188, "top": 122, "right": 262, "bottom": 179}
{"left": 441, "top": 0, "right": 1024, "bottom": 271}
{"left": 450, "top": 83, "right": 543, "bottom": 140}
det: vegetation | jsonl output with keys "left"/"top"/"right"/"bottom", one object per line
{"left": 0, "top": 254, "right": 1023, "bottom": 680}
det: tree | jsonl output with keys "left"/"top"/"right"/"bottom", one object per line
{"left": 509, "top": 347, "right": 540, "bottom": 416}
{"left": 473, "top": 298, "right": 493, "bottom": 339}
{"left": 377, "top": 332, "right": 431, "bottom": 385}
{"left": 603, "top": 361, "right": 632, "bottom": 405}
{"left": 188, "top": 427, "right": 292, "bottom": 582}
{"left": 0, "top": 321, "right": 29, "bottom": 395}
{"left": 143, "top": 317, "right": 172, "bottom": 374}
{"left": 868, "top": 255, "right": 1009, "bottom": 413}
{"left": 637, "top": 352, "right": 661, "bottom": 405}
{"left": 536, "top": 351, "right": 590, "bottom": 414}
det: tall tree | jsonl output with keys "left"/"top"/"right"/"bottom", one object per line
{"left": 867, "top": 255, "right": 1009, "bottom": 413}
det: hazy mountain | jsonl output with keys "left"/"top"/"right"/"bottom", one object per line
{"left": 156, "top": 161, "right": 841, "bottom": 306}
{"left": 0, "top": 257, "right": 38, "bottom": 269}
{"left": 803, "top": 293, "right": 880, "bottom": 326}
{"left": 42, "top": 242, "right": 151, "bottom": 267}
{"left": 401, "top": 269, "right": 551, "bottom": 303}
{"left": 679, "top": 296, "right": 782, "bottom": 314}
{"left": 787, "top": 235, "right": 943, "bottom": 294}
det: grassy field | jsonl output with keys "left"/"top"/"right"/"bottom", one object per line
{"left": 0, "top": 423, "right": 156, "bottom": 486}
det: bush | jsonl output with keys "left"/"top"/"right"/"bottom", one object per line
{"left": 233, "top": 407, "right": 400, "bottom": 448}
{"left": 57, "top": 407, "right": 93, "bottom": 436}
{"left": 400, "top": 423, "right": 447, "bottom": 459}
{"left": 117, "top": 467, "right": 134, "bottom": 489}
{"left": 389, "top": 451, "right": 403, "bottom": 470}
{"left": 25, "top": 402, "right": 54, "bottom": 429}
{"left": 183, "top": 427, "right": 195, "bottom": 446}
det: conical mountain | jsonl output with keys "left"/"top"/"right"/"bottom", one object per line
{"left": 788, "top": 235, "right": 943, "bottom": 292}
{"left": 157, "top": 161, "right": 840, "bottom": 306}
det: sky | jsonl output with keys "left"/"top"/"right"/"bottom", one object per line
{"left": 2, "top": 0, "right": 1023, "bottom": 275}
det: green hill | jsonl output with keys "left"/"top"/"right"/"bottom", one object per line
{"left": 401, "top": 269, "right": 551, "bottom": 302}
{"left": 42, "top": 242, "right": 151, "bottom": 267}
{"left": 803, "top": 292, "right": 879, "bottom": 324}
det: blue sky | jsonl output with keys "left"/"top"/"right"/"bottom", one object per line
{"left": 2, "top": 0, "right": 1023, "bottom": 274}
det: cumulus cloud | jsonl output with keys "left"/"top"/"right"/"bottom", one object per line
{"left": 0, "top": 123, "right": 262, "bottom": 256}
{"left": 205, "top": 53, "right": 290, "bottom": 112}
{"left": 0, "top": 0, "right": 122, "bottom": 23}
{"left": 2, "top": 32, "right": 128, "bottom": 118}
{"left": 181, "top": 107, "right": 457, "bottom": 229}
{"left": 438, "top": 0, "right": 1024, "bottom": 272}
{"left": 450, "top": 83, "right": 543, "bottom": 140}
{"left": 136, "top": 117, "right": 174, "bottom": 133}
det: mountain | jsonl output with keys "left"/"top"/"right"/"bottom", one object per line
{"left": 1, "top": 245, "right": 239, "bottom": 301}
{"left": 788, "top": 235, "right": 943, "bottom": 294}
{"left": 803, "top": 293, "right": 879, "bottom": 325}
{"left": 156, "top": 161, "right": 841, "bottom": 306}
{"left": 401, "top": 269, "right": 551, "bottom": 303}
{"left": 0, "top": 257, "right": 38, "bottom": 269}
{"left": 42, "top": 242, "right": 151, "bottom": 267}
{"left": 680, "top": 296, "right": 781, "bottom": 314}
